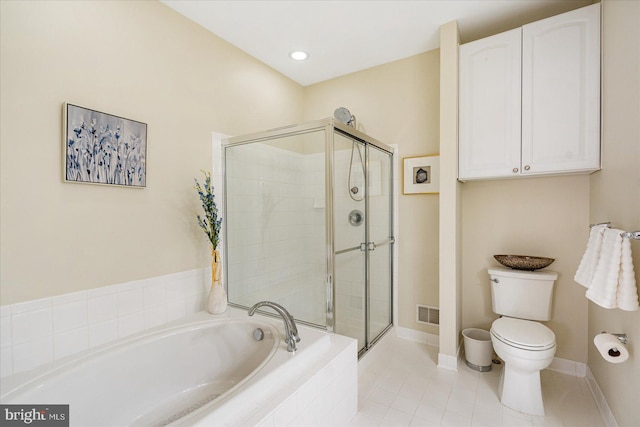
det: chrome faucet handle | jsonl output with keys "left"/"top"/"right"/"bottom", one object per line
{"left": 285, "top": 334, "right": 297, "bottom": 352}
{"left": 248, "top": 301, "right": 300, "bottom": 352}
{"left": 285, "top": 312, "right": 301, "bottom": 342}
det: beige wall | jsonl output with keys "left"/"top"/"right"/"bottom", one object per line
{"left": 303, "top": 50, "right": 441, "bottom": 334}
{"left": 0, "top": 0, "right": 304, "bottom": 304}
{"left": 461, "top": 176, "right": 591, "bottom": 361}
{"left": 1, "top": 0, "right": 442, "bottom": 335}
{"left": 588, "top": 1, "right": 640, "bottom": 426}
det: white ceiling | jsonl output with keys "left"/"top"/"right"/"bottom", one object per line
{"left": 161, "top": 0, "right": 592, "bottom": 86}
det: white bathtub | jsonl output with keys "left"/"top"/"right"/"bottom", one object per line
{"left": 1, "top": 308, "right": 357, "bottom": 426}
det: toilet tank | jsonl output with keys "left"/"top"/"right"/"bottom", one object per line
{"left": 488, "top": 267, "right": 558, "bottom": 321}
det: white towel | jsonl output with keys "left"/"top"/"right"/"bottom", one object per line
{"left": 574, "top": 224, "right": 607, "bottom": 287}
{"left": 617, "top": 237, "right": 639, "bottom": 311}
{"left": 585, "top": 228, "right": 639, "bottom": 311}
{"left": 586, "top": 228, "right": 623, "bottom": 308}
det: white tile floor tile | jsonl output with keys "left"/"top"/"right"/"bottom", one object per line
{"left": 351, "top": 330, "right": 605, "bottom": 427}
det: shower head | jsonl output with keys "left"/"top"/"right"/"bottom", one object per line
{"left": 334, "top": 107, "right": 353, "bottom": 125}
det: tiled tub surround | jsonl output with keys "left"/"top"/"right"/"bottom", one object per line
{"left": 0, "top": 268, "right": 209, "bottom": 378}
{"left": 1, "top": 308, "right": 358, "bottom": 427}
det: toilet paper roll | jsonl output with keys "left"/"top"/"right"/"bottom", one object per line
{"left": 594, "top": 333, "right": 629, "bottom": 364}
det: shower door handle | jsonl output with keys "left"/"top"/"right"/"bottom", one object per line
{"left": 372, "top": 238, "right": 395, "bottom": 248}
{"left": 335, "top": 245, "right": 362, "bottom": 255}
{"left": 334, "top": 242, "right": 374, "bottom": 254}
{"left": 336, "top": 238, "right": 394, "bottom": 255}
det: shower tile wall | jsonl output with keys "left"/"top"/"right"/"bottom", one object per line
{"left": 226, "top": 140, "right": 389, "bottom": 342}
{"left": 226, "top": 142, "right": 326, "bottom": 325}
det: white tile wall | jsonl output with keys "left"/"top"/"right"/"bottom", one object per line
{"left": 225, "top": 141, "right": 327, "bottom": 326}
{"left": 0, "top": 268, "right": 208, "bottom": 378}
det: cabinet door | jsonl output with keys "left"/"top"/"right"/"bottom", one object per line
{"left": 522, "top": 3, "right": 601, "bottom": 175}
{"left": 459, "top": 28, "right": 522, "bottom": 180}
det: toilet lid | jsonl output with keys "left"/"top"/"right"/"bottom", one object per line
{"left": 491, "top": 317, "right": 555, "bottom": 350}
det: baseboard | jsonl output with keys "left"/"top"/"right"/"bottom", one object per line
{"left": 547, "top": 357, "right": 587, "bottom": 377}
{"left": 395, "top": 326, "right": 439, "bottom": 347}
{"left": 393, "top": 329, "right": 594, "bottom": 379}
{"left": 586, "top": 366, "right": 619, "bottom": 427}
{"left": 392, "top": 326, "right": 459, "bottom": 371}
{"left": 439, "top": 340, "right": 461, "bottom": 372}
{"left": 438, "top": 352, "right": 459, "bottom": 371}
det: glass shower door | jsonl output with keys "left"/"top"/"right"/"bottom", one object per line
{"left": 333, "top": 131, "right": 393, "bottom": 353}
{"left": 333, "top": 134, "right": 367, "bottom": 349}
{"left": 366, "top": 144, "right": 393, "bottom": 344}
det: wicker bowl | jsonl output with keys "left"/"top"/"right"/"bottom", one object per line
{"left": 493, "top": 255, "right": 555, "bottom": 271}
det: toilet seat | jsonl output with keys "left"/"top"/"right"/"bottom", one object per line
{"left": 491, "top": 317, "right": 555, "bottom": 351}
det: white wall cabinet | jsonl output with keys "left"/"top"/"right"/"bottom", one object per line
{"left": 459, "top": 4, "right": 601, "bottom": 181}
{"left": 459, "top": 28, "right": 522, "bottom": 180}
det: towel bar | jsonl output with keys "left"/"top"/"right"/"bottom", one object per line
{"left": 589, "top": 223, "right": 640, "bottom": 240}
{"left": 621, "top": 231, "right": 640, "bottom": 240}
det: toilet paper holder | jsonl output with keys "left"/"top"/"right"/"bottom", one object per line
{"left": 596, "top": 332, "right": 629, "bottom": 361}
{"left": 599, "top": 332, "right": 628, "bottom": 345}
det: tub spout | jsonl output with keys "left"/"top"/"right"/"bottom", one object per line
{"left": 248, "top": 301, "right": 300, "bottom": 353}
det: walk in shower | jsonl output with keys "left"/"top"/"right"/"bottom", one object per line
{"left": 223, "top": 118, "right": 393, "bottom": 355}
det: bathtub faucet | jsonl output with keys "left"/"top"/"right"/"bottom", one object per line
{"left": 248, "top": 301, "right": 300, "bottom": 353}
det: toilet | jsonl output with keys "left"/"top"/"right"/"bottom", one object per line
{"left": 489, "top": 267, "right": 558, "bottom": 416}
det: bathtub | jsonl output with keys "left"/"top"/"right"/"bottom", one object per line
{"left": 1, "top": 308, "right": 357, "bottom": 426}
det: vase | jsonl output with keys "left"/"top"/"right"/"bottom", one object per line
{"left": 207, "top": 249, "right": 227, "bottom": 314}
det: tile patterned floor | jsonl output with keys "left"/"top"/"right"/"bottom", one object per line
{"left": 350, "top": 330, "right": 605, "bottom": 427}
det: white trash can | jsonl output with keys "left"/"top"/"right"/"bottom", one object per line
{"left": 462, "top": 328, "right": 493, "bottom": 372}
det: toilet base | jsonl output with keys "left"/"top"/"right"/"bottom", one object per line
{"left": 498, "top": 362, "right": 545, "bottom": 416}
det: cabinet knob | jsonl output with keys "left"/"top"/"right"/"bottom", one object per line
{"left": 524, "top": 165, "right": 531, "bottom": 171}
{"left": 512, "top": 168, "right": 519, "bottom": 173}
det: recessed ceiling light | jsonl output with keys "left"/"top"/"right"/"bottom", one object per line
{"left": 289, "top": 50, "right": 309, "bottom": 61}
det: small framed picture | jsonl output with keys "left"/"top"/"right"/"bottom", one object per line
{"left": 403, "top": 154, "right": 440, "bottom": 194}
{"left": 63, "top": 103, "right": 147, "bottom": 188}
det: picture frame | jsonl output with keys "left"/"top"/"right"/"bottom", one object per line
{"left": 63, "top": 103, "right": 147, "bottom": 188}
{"left": 403, "top": 154, "right": 440, "bottom": 194}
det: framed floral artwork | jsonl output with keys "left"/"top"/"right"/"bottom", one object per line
{"left": 63, "top": 103, "right": 147, "bottom": 188}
